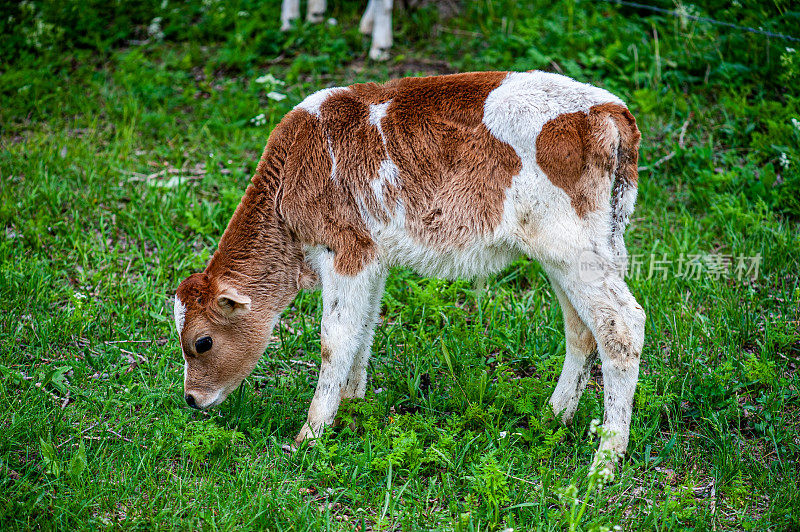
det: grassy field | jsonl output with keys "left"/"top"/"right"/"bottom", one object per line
{"left": 2, "top": 0, "right": 799, "bottom": 529}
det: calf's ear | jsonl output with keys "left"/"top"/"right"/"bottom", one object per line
{"left": 216, "top": 286, "right": 251, "bottom": 316}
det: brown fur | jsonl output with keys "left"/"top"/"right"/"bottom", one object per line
{"left": 278, "top": 107, "right": 378, "bottom": 276}
{"left": 536, "top": 103, "right": 640, "bottom": 217}
{"left": 380, "top": 72, "right": 522, "bottom": 246}
{"left": 178, "top": 112, "right": 318, "bottom": 402}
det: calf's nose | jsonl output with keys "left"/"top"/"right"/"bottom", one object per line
{"left": 185, "top": 393, "right": 199, "bottom": 409}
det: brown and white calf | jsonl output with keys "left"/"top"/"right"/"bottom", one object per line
{"left": 174, "top": 71, "right": 645, "bottom": 469}
{"left": 281, "top": 0, "right": 394, "bottom": 60}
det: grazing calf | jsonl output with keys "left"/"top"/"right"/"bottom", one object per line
{"left": 281, "top": 0, "right": 394, "bottom": 60}
{"left": 174, "top": 71, "right": 645, "bottom": 471}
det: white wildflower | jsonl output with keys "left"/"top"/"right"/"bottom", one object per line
{"left": 792, "top": 118, "right": 800, "bottom": 132}
{"left": 598, "top": 466, "right": 614, "bottom": 483}
{"left": 238, "top": 10, "right": 249, "bottom": 17}
{"left": 147, "top": 17, "right": 164, "bottom": 41}
{"left": 250, "top": 113, "right": 267, "bottom": 127}
{"left": 327, "top": 18, "right": 338, "bottom": 26}
{"left": 74, "top": 292, "right": 87, "bottom": 300}
{"left": 613, "top": 526, "right": 622, "bottom": 531}
{"left": 779, "top": 152, "right": 790, "bottom": 169}
{"left": 208, "top": 152, "right": 215, "bottom": 158}
{"left": 160, "top": 0, "right": 168, "bottom": 8}
{"left": 589, "top": 418, "right": 601, "bottom": 435}
{"left": 786, "top": 47, "right": 796, "bottom": 53}
{"left": 255, "top": 73, "right": 285, "bottom": 86}
{"left": 267, "top": 91, "right": 287, "bottom": 101}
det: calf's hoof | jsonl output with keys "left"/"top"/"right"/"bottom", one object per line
{"left": 369, "top": 47, "right": 390, "bottom": 61}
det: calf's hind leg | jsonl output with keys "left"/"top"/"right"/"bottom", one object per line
{"left": 548, "top": 280, "right": 598, "bottom": 425}
{"left": 548, "top": 264, "right": 645, "bottom": 463}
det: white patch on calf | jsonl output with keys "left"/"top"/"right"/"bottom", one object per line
{"left": 483, "top": 71, "right": 623, "bottom": 160}
{"left": 369, "top": 101, "right": 391, "bottom": 141}
{"left": 295, "top": 87, "right": 348, "bottom": 118}
{"left": 369, "top": 158, "right": 400, "bottom": 213}
{"left": 327, "top": 136, "right": 338, "bottom": 181}
{"left": 174, "top": 296, "right": 186, "bottom": 341}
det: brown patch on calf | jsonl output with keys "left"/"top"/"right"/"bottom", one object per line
{"left": 563, "top": 301, "right": 598, "bottom": 355}
{"left": 320, "top": 344, "right": 332, "bottom": 363}
{"left": 319, "top": 91, "right": 394, "bottom": 222}
{"left": 536, "top": 103, "right": 640, "bottom": 217}
{"left": 535, "top": 111, "right": 592, "bottom": 215}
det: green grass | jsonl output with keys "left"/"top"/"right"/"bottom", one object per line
{"left": 2, "top": 0, "right": 799, "bottom": 529}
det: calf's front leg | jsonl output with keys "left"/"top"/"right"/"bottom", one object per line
{"left": 340, "top": 274, "right": 385, "bottom": 400}
{"left": 294, "top": 256, "right": 385, "bottom": 446}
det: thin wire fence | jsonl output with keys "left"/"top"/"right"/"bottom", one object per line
{"left": 596, "top": 0, "right": 800, "bottom": 43}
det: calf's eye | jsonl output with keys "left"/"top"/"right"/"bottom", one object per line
{"left": 195, "top": 336, "right": 213, "bottom": 354}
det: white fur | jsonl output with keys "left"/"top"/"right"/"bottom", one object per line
{"left": 174, "top": 296, "right": 186, "bottom": 341}
{"left": 295, "top": 87, "right": 348, "bottom": 117}
{"left": 306, "top": 0, "right": 327, "bottom": 23}
{"left": 369, "top": 101, "right": 391, "bottom": 140}
{"left": 368, "top": 0, "right": 393, "bottom": 61}
{"left": 370, "top": 158, "right": 399, "bottom": 213}
{"left": 327, "top": 136, "right": 338, "bottom": 181}
{"left": 280, "top": 0, "right": 300, "bottom": 31}
{"left": 359, "top": 0, "right": 378, "bottom": 33}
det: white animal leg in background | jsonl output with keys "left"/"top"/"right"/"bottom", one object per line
{"left": 341, "top": 274, "right": 386, "bottom": 400}
{"left": 369, "top": 0, "right": 393, "bottom": 61}
{"left": 307, "top": 0, "right": 327, "bottom": 23}
{"left": 549, "top": 260, "right": 645, "bottom": 469}
{"left": 548, "top": 280, "right": 598, "bottom": 424}
{"left": 281, "top": 0, "right": 301, "bottom": 30}
{"left": 295, "top": 254, "right": 386, "bottom": 444}
{"left": 359, "top": 0, "right": 378, "bottom": 34}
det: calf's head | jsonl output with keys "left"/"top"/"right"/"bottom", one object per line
{"left": 174, "top": 272, "right": 276, "bottom": 410}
